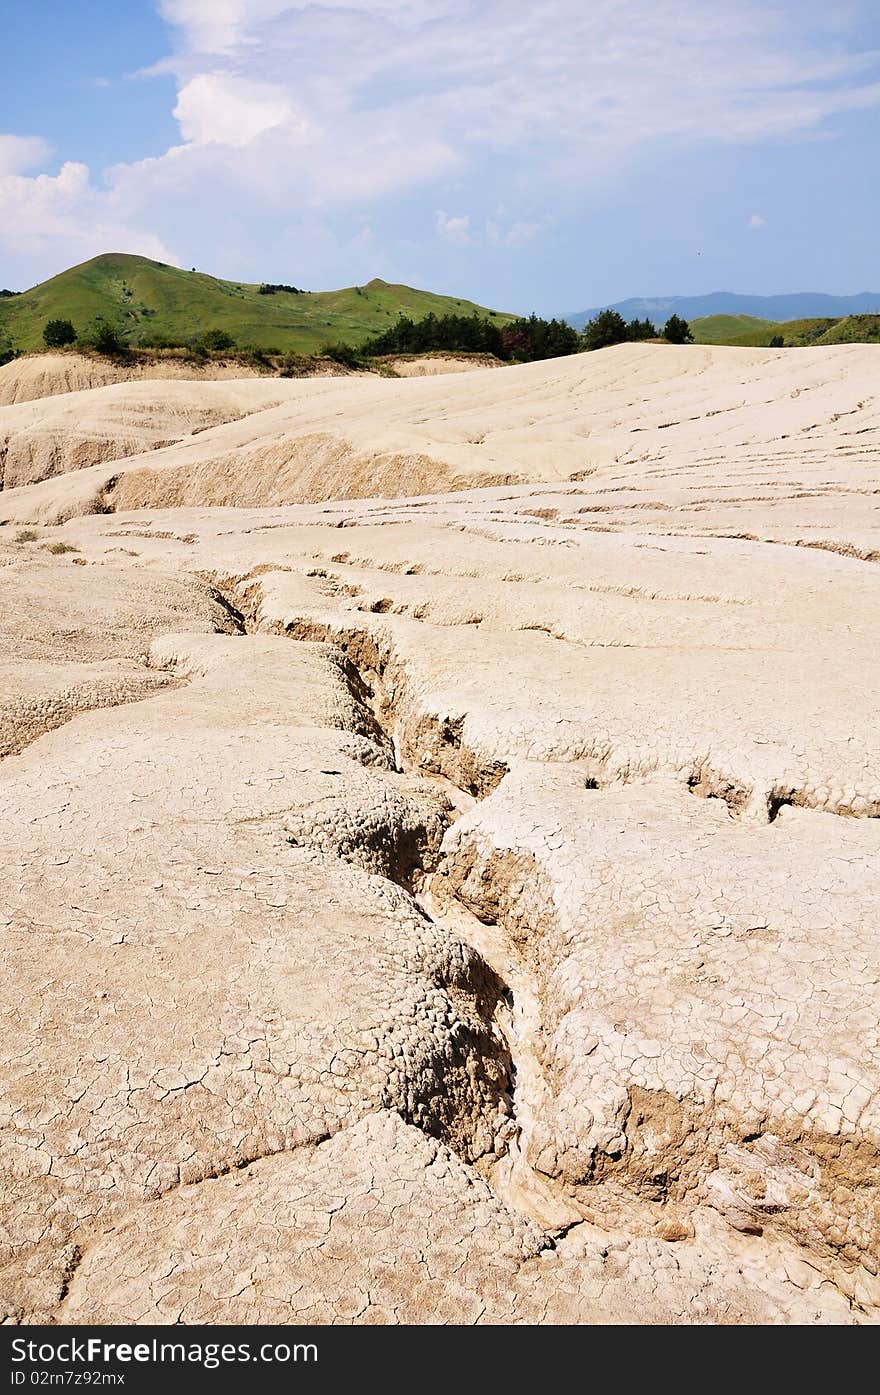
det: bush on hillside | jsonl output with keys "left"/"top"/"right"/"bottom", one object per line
{"left": 198, "top": 328, "right": 236, "bottom": 352}
{"left": 84, "top": 321, "right": 128, "bottom": 357}
{"left": 321, "top": 342, "right": 362, "bottom": 368}
{"left": 43, "top": 318, "right": 77, "bottom": 348}
{"left": 0, "top": 336, "right": 16, "bottom": 367}
{"left": 278, "top": 353, "right": 312, "bottom": 377}
{"left": 769, "top": 335, "right": 784, "bottom": 348}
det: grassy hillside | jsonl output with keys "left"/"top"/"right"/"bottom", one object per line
{"left": 0, "top": 252, "right": 514, "bottom": 354}
{"left": 692, "top": 313, "right": 880, "bottom": 348}
{"left": 815, "top": 313, "right": 880, "bottom": 344}
{"left": 690, "top": 315, "right": 781, "bottom": 346}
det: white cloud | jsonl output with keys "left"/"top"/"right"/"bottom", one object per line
{"left": 436, "top": 211, "right": 471, "bottom": 244}
{"left": 145, "top": 3, "right": 880, "bottom": 206}
{"left": 749, "top": 213, "right": 767, "bottom": 228}
{"left": 3, "top": 2, "right": 879, "bottom": 286}
{"left": 487, "top": 217, "right": 551, "bottom": 249}
{"left": 173, "top": 74, "right": 296, "bottom": 147}
{"left": 158, "top": 1, "right": 292, "bottom": 55}
{"left": 0, "top": 161, "right": 177, "bottom": 277}
{"left": 0, "top": 134, "right": 52, "bottom": 176}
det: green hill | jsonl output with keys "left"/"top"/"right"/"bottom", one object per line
{"left": 692, "top": 312, "right": 880, "bottom": 348}
{"left": 813, "top": 313, "right": 880, "bottom": 345}
{"left": 689, "top": 314, "right": 780, "bottom": 346}
{"left": 0, "top": 252, "right": 514, "bottom": 354}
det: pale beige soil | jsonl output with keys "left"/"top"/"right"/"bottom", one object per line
{"left": 0, "top": 342, "right": 877, "bottom": 1324}
{"left": 384, "top": 352, "right": 503, "bottom": 376}
{"left": 0, "top": 349, "right": 499, "bottom": 409}
{"left": 0, "top": 351, "right": 273, "bottom": 407}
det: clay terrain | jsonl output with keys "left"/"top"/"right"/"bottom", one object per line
{"left": 0, "top": 342, "right": 878, "bottom": 1324}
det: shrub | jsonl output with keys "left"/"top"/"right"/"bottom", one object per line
{"left": 43, "top": 319, "right": 77, "bottom": 348}
{"left": 198, "top": 328, "right": 235, "bottom": 352}
{"left": 14, "top": 529, "right": 38, "bottom": 543}
{"left": 321, "top": 342, "right": 362, "bottom": 368}
{"left": 0, "top": 336, "right": 16, "bottom": 367}
{"left": 278, "top": 353, "right": 310, "bottom": 377}
{"left": 769, "top": 335, "right": 784, "bottom": 348}
{"left": 88, "top": 322, "right": 127, "bottom": 357}
{"left": 43, "top": 541, "right": 79, "bottom": 555}
{"left": 240, "top": 346, "right": 272, "bottom": 368}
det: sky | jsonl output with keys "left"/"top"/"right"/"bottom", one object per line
{"left": 1, "top": 0, "right": 879, "bottom": 314}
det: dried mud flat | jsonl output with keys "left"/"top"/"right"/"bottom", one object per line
{"left": 0, "top": 343, "right": 878, "bottom": 1324}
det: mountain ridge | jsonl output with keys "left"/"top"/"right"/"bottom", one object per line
{"left": 564, "top": 289, "right": 880, "bottom": 328}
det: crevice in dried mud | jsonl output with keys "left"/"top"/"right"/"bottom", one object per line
{"left": 198, "top": 571, "right": 879, "bottom": 1283}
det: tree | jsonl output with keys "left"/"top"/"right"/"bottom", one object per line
{"left": 663, "top": 314, "right": 692, "bottom": 344}
{"left": 43, "top": 319, "right": 77, "bottom": 348}
{"left": 769, "top": 335, "right": 784, "bottom": 348}
{"left": 502, "top": 314, "right": 579, "bottom": 361}
{"left": 626, "top": 317, "right": 657, "bottom": 341}
{"left": 361, "top": 311, "right": 506, "bottom": 360}
{"left": 581, "top": 309, "right": 629, "bottom": 351}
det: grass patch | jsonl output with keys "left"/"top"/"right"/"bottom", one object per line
{"left": 43, "top": 541, "right": 78, "bottom": 555}
{"left": 14, "top": 528, "right": 38, "bottom": 542}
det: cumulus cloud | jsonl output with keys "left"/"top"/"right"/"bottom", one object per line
{"left": 0, "top": 161, "right": 177, "bottom": 275}
{"left": 173, "top": 74, "right": 296, "bottom": 147}
{"left": 0, "top": 135, "right": 52, "bottom": 176}
{"left": 749, "top": 213, "right": 767, "bottom": 228}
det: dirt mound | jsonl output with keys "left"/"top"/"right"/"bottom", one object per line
{"left": 0, "top": 378, "right": 300, "bottom": 491}
{"left": 0, "top": 351, "right": 274, "bottom": 406}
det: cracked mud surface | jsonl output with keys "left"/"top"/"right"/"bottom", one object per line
{"left": 0, "top": 344, "right": 878, "bottom": 1324}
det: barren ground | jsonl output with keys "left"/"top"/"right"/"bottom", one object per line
{"left": 0, "top": 343, "right": 877, "bottom": 1324}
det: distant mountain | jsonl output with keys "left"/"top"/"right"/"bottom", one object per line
{"left": 563, "top": 290, "right": 880, "bottom": 329}
{"left": 0, "top": 252, "right": 513, "bottom": 354}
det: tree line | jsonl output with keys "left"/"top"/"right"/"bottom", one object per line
{"left": 361, "top": 307, "right": 691, "bottom": 360}
{"left": 17, "top": 306, "right": 693, "bottom": 367}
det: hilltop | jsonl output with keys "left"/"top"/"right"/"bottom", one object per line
{"left": 0, "top": 252, "right": 513, "bottom": 354}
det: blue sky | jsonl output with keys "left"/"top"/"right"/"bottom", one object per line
{"left": 1, "top": 1, "right": 879, "bottom": 313}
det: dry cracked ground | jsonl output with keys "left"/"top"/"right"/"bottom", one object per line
{"left": 0, "top": 343, "right": 878, "bottom": 1325}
